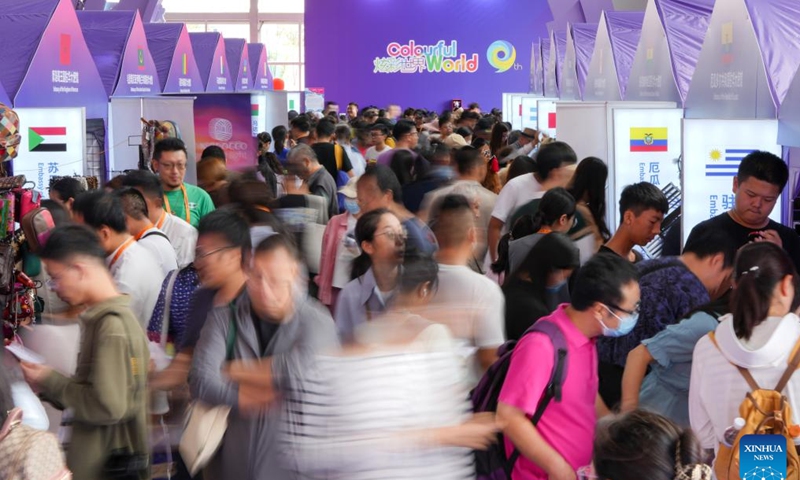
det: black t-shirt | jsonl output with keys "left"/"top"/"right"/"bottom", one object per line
{"left": 312, "top": 143, "right": 353, "bottom": 181}
{"left": 597, "top": 245, "right": 644, "bottom": 263}
{"left": 686, "top": 212, "right": 800, "bottom": 272}
{"left": 252, "top": 311, "right": 280, "bottom": 355}
{"left": 502, "top": 277, "right": 552, "bottom": 342}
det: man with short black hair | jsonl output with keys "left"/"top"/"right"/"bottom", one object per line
{"left": 685, "top": 150, "right": 800, "bottom": 270}
{"left": 311, "top": 118, "right": 354, "bottom": 181}
{"left": 152, "top": 138, "right": 215, "bottom": 228}
{"left": 597, "top": 226, "right": 737, "bottom": 408}
{"left": 73, "top": 191, "right": 164, "bottom": 327}
{"left": 365, "top": 123, "right": 392, "bottom": 164}
{"left": 116, "top": 187, "right": 177, "bottom": 276}
{"left": 377, "top": 120, "right": 419, "bottom": 166}
{"left": 457, "top": 111, "right": 481, "bottom": 130}
{"left": 49, "top": 177, "right": 86, "bottom": 217}
{"left": 20, "top": 225, "right": 150, "bottom": 480}
{"left": 323, "top": 101, "right": 339, "bottom": 116}
{"left": 497, "top": 253, "right": 638, "bottom": 480}
{"left": 361, "top": 107, "right": 379, "bottom": 124}
{"left": 201, "top": 145, "right": 226, "bottom": 163}
{"left": 289, "top": 115, "right": 312, "bottom": 145}
{"left": 601, "top": 182, "right": 669, "bottom": 263}
{"left": 122, "top": 170, "right": 197, "bottom": 268}
{"left": 468, "top": 102, "right": 481, "bottom": 114}
{"left": 287, "top": 144, "right": 339, "bottom": 219}
{"left": 346, "top": 102, "right": 359, "bottom": 122}
{"left": 335, "top": 124, "right": 366, "bottom": 176}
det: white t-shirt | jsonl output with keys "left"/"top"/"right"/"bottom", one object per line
{"left": 332, "top": 215, "right": 358, "bottom": 289}
{"left": 365, "top": 145, "right": 392, "bottom": 164}
{"left": 137, "top": 227, "right": 178, "bottom": 277}
{"left": 425, "top": 264, "right": 506, "bottom": 384}
{"left": 491, "top": 173, "right": 543, "bottom": 227}
{"left": 107, "top": 240, "right": 165, "bottom": 329}
{"left": 159, "top": 212, "right": 197, "bottom": 268}
{"left": 690, "top": 314, "right": 800, "bottom": 454}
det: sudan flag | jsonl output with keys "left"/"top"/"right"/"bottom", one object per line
{"left": 29, "top": 127, "right": 67, "bottom": 152}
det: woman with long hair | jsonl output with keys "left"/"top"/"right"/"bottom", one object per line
{"left": 272, "top": 125, "right": 290, "bottom": 162}
{"left": 690, "top": 242, "right": 800, "bottom": 469}
{"left": 335, "top": 208, "right": 405, "bottom": 343}
{"left": 503, "top": 232, "right": 580, "bottom": 341}
{"left": 569, "top": 157, "right": 610, "bottom": 262}
{"left": 489, "top": 122, "right": 509, "bottom": 158}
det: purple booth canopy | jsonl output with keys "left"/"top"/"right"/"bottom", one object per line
{"left": 248, "top": 43, "right": 273, "bottom": 92}
{"left": 224, "top": 38, "right": 251, "bottom": 92}
{"left": 144, "top": 22, "right": 204, "bottom": 94}
{"left": 78, "top": 10, "right": 161, "bottom": 97}
{"left": 572, "top": 23, "right": 597, "bottom": 98}
{"left": 554, "top": 31, "right": 568, "bottom": 94}
{"left": 606, "top": 11, "right": 645, "bottom": 99}
{"left": 658, "top": 0, "right": 715, "bottom": 104}
{"left": 745, "top": 0, "right": 800, "bottom": 109}
{"left": 189, "top": 32, "right": 234, "bottom": 93}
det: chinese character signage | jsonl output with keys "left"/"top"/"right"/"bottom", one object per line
{"left": 14, "top": 107, "right": 85, "bottom": 197}
{"left": 682, "top": 119, "right": 781, "bottom": 245}
{"left": 613, "top": 109, "right": 683, "bottom": 228}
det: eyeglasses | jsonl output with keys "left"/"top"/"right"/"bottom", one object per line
{"left": 375, "top": 229, "right": 407, "bottom": 243}
{"left": 482, "top": 149, "right": 492, "bottom": 158}
{"left": 46, "top": 266, "right": 75, "bottom": 290}
{"left": 195, "top": 245, "right": 237, "bottom": 262}
{"left": 156, "top": 162, "right": 186, "bottom": 172}
{"left": 606, "top": 301, "right": 641, "bottom": 317}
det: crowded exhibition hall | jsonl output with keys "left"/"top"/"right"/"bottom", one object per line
{"left": 3, "top": 0, "right": 800, "bottom": 479}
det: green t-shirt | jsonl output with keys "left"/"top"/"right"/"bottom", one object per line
{"left": 164, "top": 183, "right": 215, "bottom": 228}
{"left": 507, "top": 198, "right": 587, "bottom": 235}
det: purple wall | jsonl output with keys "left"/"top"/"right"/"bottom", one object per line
{"left": 304, "top": 0, "right": 553, "bottom": 111}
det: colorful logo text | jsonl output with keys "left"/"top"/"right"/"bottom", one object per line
{"left": 373, "top": 40, "right": 479, "bottom": 74}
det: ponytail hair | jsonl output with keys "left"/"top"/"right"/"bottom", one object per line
{"left": 535, "top": 187, "right": 576, "bottom": 231}
{"left": 731, "top": 242, "right": 800, "bottom": 340}
{"left": 594, "top": 409, "right": 712, "bottom": 480}
{"left": 350, "top": 208, "right": 392, "bottom": 280}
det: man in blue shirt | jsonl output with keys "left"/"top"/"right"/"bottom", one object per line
{"left": 596, "top": 227, "right": 737, "bottom": 408}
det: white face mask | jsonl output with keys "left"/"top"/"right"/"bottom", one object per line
{"left": 597, "top": 305, "right": 639, "bottom": 337}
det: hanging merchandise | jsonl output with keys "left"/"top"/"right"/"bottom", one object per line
{"left": 0, "top": 103, "right": 20, "bottom": 163}
{"left": 140, "top": 118, "right": 182, "bottom": 171}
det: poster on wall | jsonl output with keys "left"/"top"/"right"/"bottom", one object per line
{"left": 193, "top": 94, "right": 256, "bottom": 172}
{"left": 682, "top": 119, "right": 781, "bottom": 244}
{"left": 304, "top": 88, "right": 325, "bottom": 113}
{"left": 537, "top": 99, "right": 558, "bottom": 138}
{"left": 613, "top": 108, "right": 683, "bottom": 252}
{"left": 14, "top": 107, "right": 85, "bottom": 196}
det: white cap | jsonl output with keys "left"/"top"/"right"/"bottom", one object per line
{"left": 733, "top": 417, "right": 746, "bottom": 429}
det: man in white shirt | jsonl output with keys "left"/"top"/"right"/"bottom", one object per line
{"left": 424, "top": 193, "right": 505, "bottom": 384}
{"left": 335, "top": 124, "right": 366, "bottom": 176}
{"left": 419, "top": 146, "right": 497, "bottom": 273}
{"left": 116, "top": 187, "right": 178, "bottom": 276}
{"left": 122, "top": 170, "right": 196, "bottom": 268}
{"left": 364, "top": 123, "right": 392, "bottom": 164}
{"left": 488, "top": 141, "right": 578, "bottom": 262}
{"left": 72, "top": 191, "right": 164, "bottom": 328}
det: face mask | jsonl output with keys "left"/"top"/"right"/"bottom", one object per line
{"left": 343, "top": 198, "right": 360, "bottom": 215}
{"left": 545, "top": 280, "right": 568, "bottom": 293}
{"left": 597, "top": 305, "right": 639, "bottom": 337}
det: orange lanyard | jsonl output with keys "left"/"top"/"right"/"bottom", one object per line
{"left": 134, "top": 223, "right": 155, "bottom": 241}
{"left": 254, "top": 205, "right": 271, "bottom": 213}
{"left": 539, "top": 226, "right": 553, "bottom": 234}
{"left": 156, "top": 211, "right": 167, "bottom": 229}
{"left": 109, "top": 237, "right": 135, "bottom": 270}
{"left": 163, "top": 184, "right": 190, "bottom": 224}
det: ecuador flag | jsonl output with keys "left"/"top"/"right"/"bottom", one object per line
{"left": 630, "top": 127, "right": 668, "bottom": 152}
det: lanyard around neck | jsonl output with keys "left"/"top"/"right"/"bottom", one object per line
{"left": 109, "top": 237, "right": 135, "bottom": 270}
{"left": 134, "top": 223, "right": 155, "bottom": 241}
{"left": 156, "top": 211, "right": 167, "bottom": 229}
{"left": 163, "top": 184, "right": 190, "bottom": 224}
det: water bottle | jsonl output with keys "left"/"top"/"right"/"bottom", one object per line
{"left": 722, "top": 417, "right": 746, "bottom": 447}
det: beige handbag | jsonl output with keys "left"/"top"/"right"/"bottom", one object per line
{"left": 0, "top": 408, "right": 71, "bottom": 480}
{"left": 178, "top": 310, "right": 237, "bottom": 476}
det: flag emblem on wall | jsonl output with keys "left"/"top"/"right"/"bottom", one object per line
{"left": 548, "top": 112, "right": 556, "bottom": 129}
{"left": 721, "top": 22, "right": 734, "bottom": 65}
{"left": 705, "top": 148, "right": 754, "bottom": 177}
{"left": 251, "top": 104, "right": 259, "bottom": 117}
{"left": 529, "top": 107, "right": 537, "bottom": 123}
{"left": 137, "top": 47, "right": 145, "bottom": 70}
{"left": 182, "top": 53, "right": 188, "bottom": 75}
{"left": 29, "top": 127, "right": 67, "bottom": 152}
{"left": 59, "top": 34, "right": 71, "bottom": 66}
{"left": 630, "top": 128, "right": 667, "bottom": 152}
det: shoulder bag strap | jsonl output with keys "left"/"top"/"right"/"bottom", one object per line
{"left": 708, "top": 331, "right": 761, "bottom": 391}
{"left": 160, "top": 270, "right": 178, "bottom": 348}
{"left": 335, "top": 144, "right": 343, "bottom": 170}
{"left": 505, "top": 322, "right": 568, "bottom": 473}
{"left": 142, "top": 230, "right": 169, "bottom": 241}
{"left": 774, "top": 336, "right": 800, "bottom": 392}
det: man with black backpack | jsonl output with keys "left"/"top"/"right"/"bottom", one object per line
{"left": 492, "top": 253, "right": 639, "bottom": 480}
